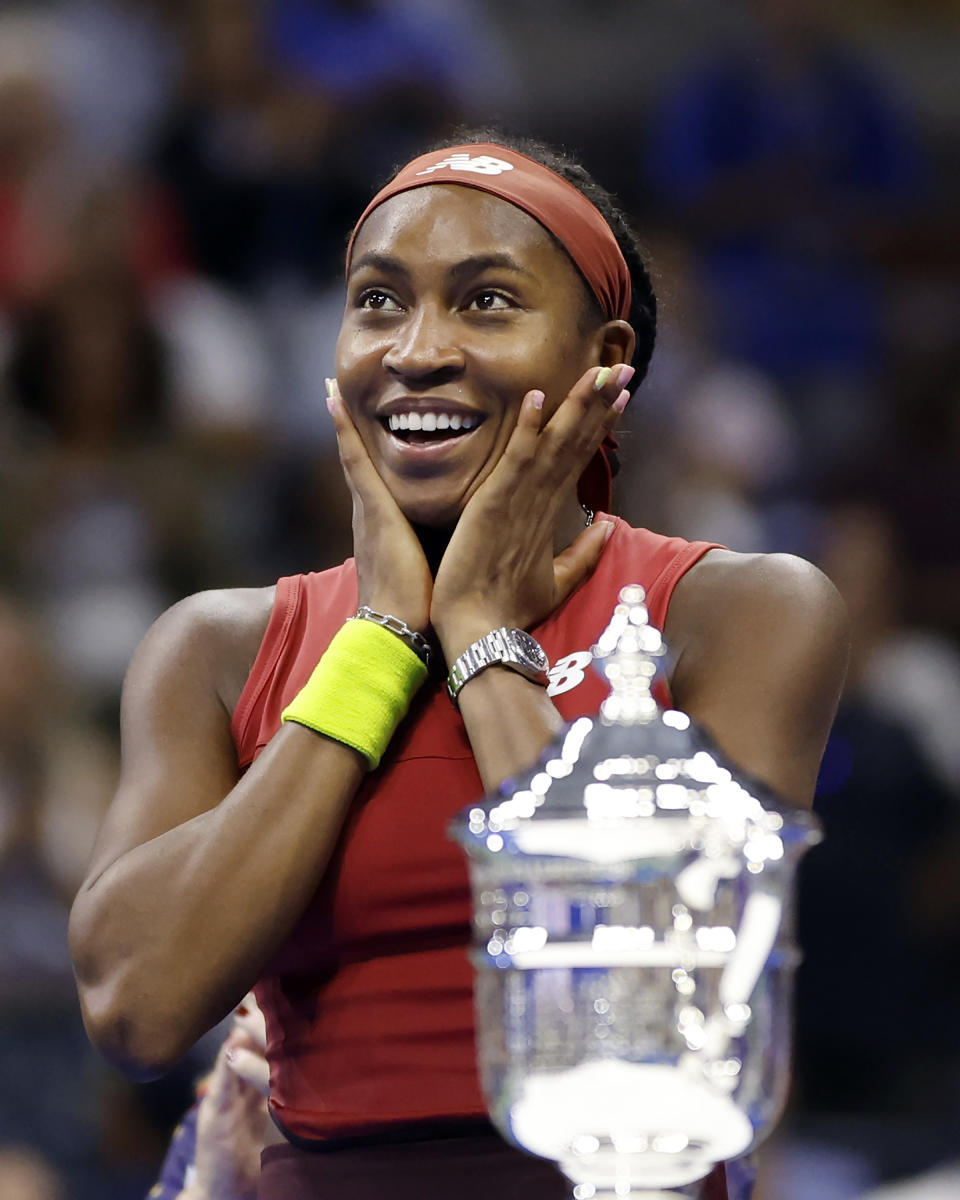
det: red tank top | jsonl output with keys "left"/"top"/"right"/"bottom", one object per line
{"left": 231, "top": 518, "right": 719, "bottom": 1141}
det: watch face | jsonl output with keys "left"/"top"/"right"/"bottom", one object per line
{"left": 513, "top": 629, "right": 549, "bottom": 672}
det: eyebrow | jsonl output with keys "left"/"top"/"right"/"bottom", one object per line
{"left": 349, "top": 250, "right": 535, "bottom": 283}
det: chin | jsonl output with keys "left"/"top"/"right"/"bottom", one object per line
{"left": 388, "top": 484, "right": 463, "bottom": 530}
{"left": 402, "top": 500, "right": 462, "bottom": 531}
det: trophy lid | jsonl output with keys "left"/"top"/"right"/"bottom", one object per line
{"left": 452, "top": 586, "right": 819, "bottom": 885}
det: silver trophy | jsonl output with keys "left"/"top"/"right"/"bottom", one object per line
{"left": 451, "top": 586, "right": 821, "bottom": 1198}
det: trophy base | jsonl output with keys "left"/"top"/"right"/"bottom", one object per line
{"left": 568, "top": 1187, "right": 701, "bottom": 1199}
{"left": 511, "top": 1060, "right": 752, "bottom": 1191}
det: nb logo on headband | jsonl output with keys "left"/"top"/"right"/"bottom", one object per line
{"left": 416, "top": 153, "right": 515, "bottom": 177}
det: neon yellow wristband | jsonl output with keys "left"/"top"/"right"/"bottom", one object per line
{"left": 281, "top": 619, "right": 428, "bottom": 770}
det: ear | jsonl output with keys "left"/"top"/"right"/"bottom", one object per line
{"left": 596, "top": 319, "right": 636, "bottom": 370}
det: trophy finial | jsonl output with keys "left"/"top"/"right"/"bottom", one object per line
{"left": 592, "top": 584, "right": 666, "bottom": 726}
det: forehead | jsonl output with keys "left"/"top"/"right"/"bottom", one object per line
{"left": 350, "top": 185, "right": 572, "bottom": 278}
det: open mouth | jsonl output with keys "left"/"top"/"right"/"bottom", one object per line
{"left": 380, "top": 411, "right": 485, "bottom": 445}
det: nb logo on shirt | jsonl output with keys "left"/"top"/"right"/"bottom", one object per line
{"left": 546, "top": 651, "right": 593, "bottom": 698}
{"left": 416, "top": 154, "right": 515, "bottom": 177}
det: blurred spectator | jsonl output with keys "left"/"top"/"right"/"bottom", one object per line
{"left": 867, "top": 341, "right": 960, "bottom": 645}
{"left": 645, "top": 0, "right": 927, "bottom": 469}
{"left": 0, "top": 1147, "right": 65, "bottom": 1200}
{"left": 616, "top": 234, "right": 812, "bottom": 558}
{"left": 0, "top": 11, "right": 187, "bottom": 312}
{"left": 0, "top": 595, "right": 114, "bottom": 1195}
{"left": 770, "top": 502, "right": 960, "bottom": 1196}
{"left": 0, "top": 13, "right": 68, "bottom": 309}
{"left": 266, "top": 0, "right": 476, "bottom": 181}
{"left": 41, "top": 0, "right": 181, "bottom": 169}
{"left": 151, "top": 0, "right": 334, "bottom": 292}
{"left": 657, "top": 362, "right": 799, "bottom": 553}
{"left": 1, "top": 211, "right": 203, "bottom": 708}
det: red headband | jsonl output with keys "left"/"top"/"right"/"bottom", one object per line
{"left": 346, "top": 142, "right": 632, "bottom": 322}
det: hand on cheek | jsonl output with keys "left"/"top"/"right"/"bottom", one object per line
{"left": 430, "top": 364, "right": 631, "bottom": 656}
{"left": 326, "top": 379, "right": 433, "bottom": 633}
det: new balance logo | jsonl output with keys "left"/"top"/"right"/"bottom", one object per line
{"left": 416, "top": 154, "right": 515, "bottom": 177}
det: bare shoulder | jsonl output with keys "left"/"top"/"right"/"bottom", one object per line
{"left": 81, "top": 587, "right": 276, "bottom": 887}
{"left": 664, "top": 549, "right": 849, "bottom": 808}
{"left": 666, "top": 548, "right": 847, "bottom": 661}
{"left": 128, "top": 586, "right": 276, "bottom": 717}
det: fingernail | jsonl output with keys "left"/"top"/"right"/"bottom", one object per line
{"left": 326, "top": 392, "right": 335, "bottom": 414}
{"left": 615, "top": 364, "right": 635, "bottom": 390}
{"left": 529, "top": 389, "right": 545, "bottom": 410}
{"left": 593, "top": 366, "right": 613, "bottom": 391}
{"left": 612, "top": 389, "right": 630, "bottom": 414}
{"left": 601, "top": 519, "right": 615, "bottom": 543}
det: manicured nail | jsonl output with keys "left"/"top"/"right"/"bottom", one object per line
{"left": 601, "top": 519, "right": 615, "bottom": 543}
{"left": 528, "top": 389, "right": 545, "bottom": 410}
{"left": 593, "top": 366, "right": 613, "bottom": 391}
{"left": 612, "top": 389, "right": 630, "bottom": 413}
{"left": 615, "top": 364, "right": 635, "bottom": 390}
{"left": 326, "top": 392, "right": 335, "bottom": 414}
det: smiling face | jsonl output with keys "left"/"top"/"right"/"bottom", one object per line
{"left": 335, "top": 185, "right": 610, "bottom": 528}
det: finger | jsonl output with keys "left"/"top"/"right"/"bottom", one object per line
{"left": 203, "top": 1040, "right": 239, "bottom": 1113}
{"left": 233, "top": 994, "right": 267, "bottom": 1049}
{"left": 225, "top": 1046, "right": 271, "bottom": 1097}
{"left": 534, "top": 365, "right": 633, "bottom": 485}
{"left": 546, "top": 363, "right": 634, "bottom": 439}
{"left": 325, "top": 378, "right": 394, "bottom": 505}
{"left": 496, "top": 388, "right": 545, "bottom": 471}
{"left": 553, "top": 520, "right": 615, "bottom": 605}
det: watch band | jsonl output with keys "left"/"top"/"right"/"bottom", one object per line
{"left": 446, "top": 628, "right": 550, "bottom": 706}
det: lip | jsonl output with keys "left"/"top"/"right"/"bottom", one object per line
{"left": 377, "top": 420, "right": 486, "bottom": 462}
{"left": 375, "top": 395, "right": 488, "bottom": 421}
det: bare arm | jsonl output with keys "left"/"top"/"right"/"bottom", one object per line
{"left": 69, "top": 590, "right": 366, "bottom": 1079}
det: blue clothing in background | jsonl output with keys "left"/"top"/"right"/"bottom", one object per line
{"left": 647, "top": 45, "right": 923, "bottom": 380}
{"left": 149, "top": 1102, "right": 198, "bottom": 1200}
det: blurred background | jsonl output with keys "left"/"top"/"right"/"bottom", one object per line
{"left": 1, "top": 1, "right": 958, "bottom": 1197}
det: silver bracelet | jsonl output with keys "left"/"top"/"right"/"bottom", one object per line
{"left": 349, "top": 606, "right": 433, "bottom": 671}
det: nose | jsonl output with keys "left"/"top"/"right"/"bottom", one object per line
{"left": 381, "top": 303, "right": 465, "bottom": 384}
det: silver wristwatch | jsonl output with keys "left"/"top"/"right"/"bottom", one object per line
{"left": 446, "top": 628, "right": 550, "bottom": 706}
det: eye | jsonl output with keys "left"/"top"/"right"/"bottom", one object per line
{"left": 466, "top": 290, "right": 513, "bottom": 312}
{"left": 357, "top": 289, "right": 402, "bottom": 312}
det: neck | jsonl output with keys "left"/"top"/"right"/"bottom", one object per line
{"left": 556, "top": 489, "right": 593, "bottom": 552}
{"left": 413, "top": 523, "right": 453, "bottom": 577}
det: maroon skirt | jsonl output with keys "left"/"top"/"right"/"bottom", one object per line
{"left": 258, "top": 1121, "right": 730, "bottom": 1199}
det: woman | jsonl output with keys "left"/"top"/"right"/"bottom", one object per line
{"left": 70, "top": 134, "right": 847, "bottom": 1199}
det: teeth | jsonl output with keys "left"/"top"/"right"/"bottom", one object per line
{"left": 385, "top": 411, "right": 481, "bottom": 433}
